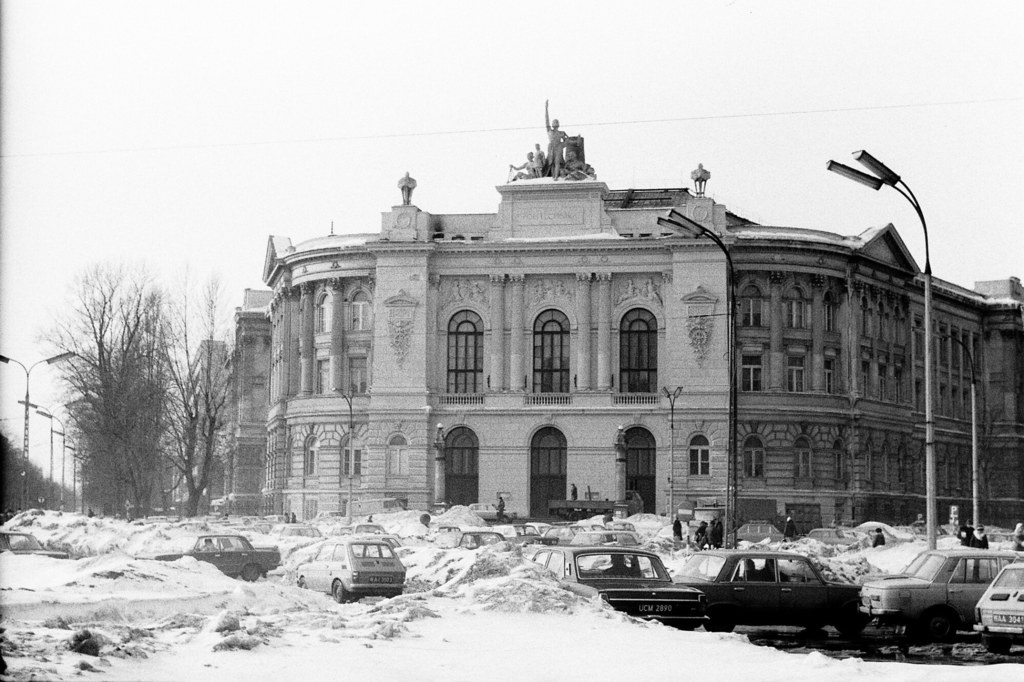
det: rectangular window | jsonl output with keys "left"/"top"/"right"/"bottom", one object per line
{"left": 351, "top": 300, "right": 370, "bottom": 331}
{"left": 744, "top": 446, "right": 765, "bottom": 478}
{"left": 787, "top": 355, "right": 805, "bottom": 392}
{"left": 795, "top": 448, "right": 811, "bottom": 478}
{"left": 741, "top": 298, "right": 763, "bottom": 327}
{"left": 915, "top": 379, "right": 923, "bottom": 411}
{"left": 316, "top": 359, "right": 330, "bottom": 394}
{"left": 343, "top": 447, "right": 362, "bottom": 477}
{"left": 387, "top": 443, "right": 408, "bottom": 476}
{"left": 741, "top": 354, "right": 763, "bottom": 392}
{"left": 786, "top": 300, "right": 806, "bottom": 329}
{"left": 894, "top": 367, "right": 904, "bottom": 403}
{"left": 823, "top": 358, "right": 836, "bottom": 394}
{"left": 689, "top": 443, "right": 710, "bottom": 476}
{"left": 349, "top": 357, "right": 367, "bottom": 394}
{"left": 860, "top": 360, "right": 871, "bottom": 398}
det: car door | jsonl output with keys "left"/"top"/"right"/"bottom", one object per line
{"left": 728, "top": 556, "right": 780, "bottom": 623}
{"left": 948, "top": 556, "right": 1003, "bottom": 624}
{"left": 777, "top": 557, "right": 829, "bottom": 625}
{"left": 304, "top": 544, "right": 332, "bottom": 592}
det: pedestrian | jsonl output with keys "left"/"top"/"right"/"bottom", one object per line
{"left": 289, "top": 511, "right": 297, "bottom": 524}
{"left": 87, "top": 507, "right": 94, "bottom": 518}
{"left": 958, "top": 523, "right": 973, "bottom": 547}
{"left": 496, "top": 495, "right": 506, "bottom": 523}
{"left": 709, "top": 518, "right": 724, "bottom": 548}
{"left": 694, "top": 520, "right": 709, "bottom": 549}
{"left": 570, "top": 483, "right": 578, "bottom": 501}
{"left": 872, "top": 528, "right": 886, "bottom": 547}
{"left": 784, "top": 515, "right": 797, "bottom": 540}
{"left": 1013, "top": 523, "right": 1024, "bottom": 552}
{"left": 672, "top": 517, "right": 683, "bottom": 544}
{"left": 969, "top": 525, "right": 989, "bottom": 549}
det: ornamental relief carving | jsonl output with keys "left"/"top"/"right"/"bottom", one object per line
{"left": 681, "top": 286, "right": 719, "bottom": 365}
{"left": 614, "top": 277, "right": 663, "bottom": 307}
{"left": 440, "top": 278, "right": 489, "bottom": 308}
{"left": 384, "top": 289, "right": 418, "bottom": 368}
{"left": 530, "top": 277, "right": 572, "bottom": 305}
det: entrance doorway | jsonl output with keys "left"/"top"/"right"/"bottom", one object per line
{"left": 530, "top": 427, "right": 567, "bottom": 517}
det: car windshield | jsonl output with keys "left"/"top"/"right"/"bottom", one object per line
{"left": 678, "top": 553, "right": 727, "bottom": 581}
{"left": 350, "top": 543, "right": 396, "bottom": 559}
{"left": 5, "top": 533, "right": 43, "bottom": 551}
{"left": 903, "top": 552, "right": 948, "bottom": 580}
{"left": 575, "top": 552, "right": 667, "bottom": 581}
{"left": 992, "top": 567, "right": 1024, "bottom": 590}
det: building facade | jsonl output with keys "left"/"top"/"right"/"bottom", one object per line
{"left": 255, "top": 172, "right": 1023, "bottom": 529}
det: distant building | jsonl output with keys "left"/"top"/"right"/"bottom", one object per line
{"left": 249, "top": 172, "right": 1022, "bottom": 528}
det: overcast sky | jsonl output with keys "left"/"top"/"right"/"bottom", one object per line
{"left": 2, "top": 0, "right": 1022, "bottom": 472}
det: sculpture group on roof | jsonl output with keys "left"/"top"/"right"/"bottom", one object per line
{"left": 509, "top": 100, "right": 595, "bottom": 182}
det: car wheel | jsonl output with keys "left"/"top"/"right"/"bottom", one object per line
{"left": 982, "top": 634, "right": 1011, "bottom": 654}
{"left": 833, "top": 603, "right": 870, "bottom": 637}
{"left": 241, "top": 563, "right": 262, "bottom": 582}
{"left": 704, "top": 608, "right": 735, "bottom": 633}
{"left": 919, "top": 608, "right": 958, "bottom": 642}
{"left": 332, "top": 580, "right": 348, "bottom": 603}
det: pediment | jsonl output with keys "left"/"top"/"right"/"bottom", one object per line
{"left": 857, "top": 224, "right": 920, "bottom": 274}
{"left": 263, "top": 236, "right": 293, "bottom": 283}
{"left": 680, "top": 285, "right": 719, "bottom": 305}
{"left": 385, "top": 289, "right": 418, "bottom": 307}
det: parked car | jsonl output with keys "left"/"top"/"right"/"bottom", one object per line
{"left": 529, "top": 546, "right": 706, "bottom": 629}
{"left": 490, "top": 524, "right": 541, "bottom": 545}
{"left": 297, "top": 537, "right": 406, "bottom": 602}
{"left": 0, "top": 530, "right": 70, "bottom": 559}
{"left": 805, "top": 527, "right": 866, "bottom": 549}
{"left": 674, "top": 549, "right": 867, "bottom": 635}
{"left": 732, "top": 521, "right": 785, "bottom": 544}
{"left": 537, "top": 526, "right": 582, "bottom": 546}
{"left": 569, "top": 530, "right": 641, "bottom": 547}
{"left": 860, "top": 548, "right": 1019, "bottom": 641}
{"left": 606, "top": 521, "right": 637, "bottom": 533}
{"left": 522, "top": 522, "right": 552, "bottom": 537}
{"left": 351, "top": 523, "right": 386, "bottom": 535}
{"left": 468, "top": 503, "right": 516, "bottom": 521}
{"left": 436, "top": 530, "right": 508, "bottom": 550}
{"left": 270, "top": 524, "right": 323, "bottom": 539}
{"left": 150, "top": 534, "right": 280, "bottom": 581}
{"left": 974, "top": 562, "right": 1024, "bottom": 653}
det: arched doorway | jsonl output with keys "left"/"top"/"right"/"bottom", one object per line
{"left": 530, "top": 427, "right": 567, "bottom": 517}
{"left": 445, "top": 427, "right": 479, "bottom": 506}
{"left": 625, "top": 427, "right": 656, "bottom": 513}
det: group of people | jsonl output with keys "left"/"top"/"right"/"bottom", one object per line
{"left": 672, "top": 517, "right": 723, "bottom": 550}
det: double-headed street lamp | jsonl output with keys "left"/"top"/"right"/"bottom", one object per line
{"left": 827, "top": 150, "right": 937, "bottom": 550}
{"left": 0, "top": 351, "right": 75, "bottom": 509}
{"left": 657, "top": 210, "right": 737, "bottom": 545}
{"left": 35, "top": 407, "right": 67, "bottom": 511}
{"left": 946, "top": 334, "right": 979, "bottom": 528}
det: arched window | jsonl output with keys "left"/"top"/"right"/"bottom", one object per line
{"left": 785, "top": 288, "right": 806, "bottom": 329}
{"left": 533, "top": 309, "right": 569, "bottom": 393}
{"left": 619, "top": 308, "right": 657, "bottom": 393}
{"left": 794, "top": 436, "right": 812, "bottom": 478}
{"left": 303, "top": 435, "right": 318, "bottom": 477}
{"left": 740, "top": 285, "right": 764, "bottom": 327}
{"left": 743, "top": 436, "right": 765, "bottom": 478}
{"left": 689, "top": 435, "right": 710, "bottom": 476}
{"left": 386, "top": 435, "right": 408, "bottom": 477}
{"left": 878, "top": 301, "right": 888, "bottom": 341}
{"left": 445, "top": 426, "right": 480, "bottom": 508}
{"left": 316, "top": 291, "right": 331, "bottom": 333}
{"left": 823, "top": 291, "right": 836, "bottom": 333}
{"left": 351, "top": 291, "right": 371, "bottom": 331}
{"left": 447, "top": 310, "right": 483, "bottom": 393}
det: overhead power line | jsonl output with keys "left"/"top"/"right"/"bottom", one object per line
{"left": 3, "top": 96, "right": 1020, "bottom": 159}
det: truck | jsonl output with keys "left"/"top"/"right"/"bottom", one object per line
{"left": 548, "top": 490, "right": 644, "bottom": 520}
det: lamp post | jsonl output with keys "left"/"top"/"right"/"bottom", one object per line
{"left": 338, "top": 392, "right": 355, "bottom": 523}
{"left": 66, "top": 444, "right": 76, "bottom": 512}
{"left": 35, "top": 408, "right": 66, "bottom": 511}
{"left": 433, "top": 423, "right": 445, "bottom": 510}
{"left": 946, "top": 334, "right": 979, "bottom": 527}
{"left": 657, "top": 210, "right": 737, "bottom": 546}
{"left": 614, "top": 426, "right": 627, "bottom": 517}
{"left": 827, "top": 150, "right": 937, "bottom": 550}
{"left": 0, "top": 351, "right": 75, "bottom": 510}
{"left": 663, "top": 386, "right": 683, "bottom": 518}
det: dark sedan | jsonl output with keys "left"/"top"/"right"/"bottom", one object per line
{"left": 529, "top": 546, "right": 706, "bottom": 629}
{"left": 0, "top": 530, "right": 69, "bottom": 559}
{"left": 674, "top": 549, "right": 867, "bottom": 635}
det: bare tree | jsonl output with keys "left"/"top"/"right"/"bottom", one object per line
{"left": 163, "top": 275, "right": 231, "bottom": 517}
{"left": 53, "top": 264, "right": 167, "bottom": 517}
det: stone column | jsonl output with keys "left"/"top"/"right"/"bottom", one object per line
{"left": 768, "top": 271, "right": 785, "bottom": 391}
{"left": 330, "top": 279, "right": 345, "bottom": 393}
{"left": 508, "top": 275, "right": 525, "bottom": 391}
{"left": 299, "top": 283, "right": 314, "bottom": 396}
{"left": 575, "top": 273, "right": 592, "bottom": 390}
{"left": 286, "top": 288, "right": 301, "bottom": 396}
{"left": 490, "top": 275, "right": 505, "bottom": 391}
{"left": 597, "top": 273, "right": 612, "bottom": 390}
{"left": 811, "top": 276, "right": 826, "bottom": 391}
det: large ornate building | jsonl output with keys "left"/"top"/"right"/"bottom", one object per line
{"left": 251, "top": 159, "right": 1023, "bottom": 530}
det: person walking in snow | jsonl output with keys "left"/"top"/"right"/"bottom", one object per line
{"left": 784, "top": 515, "right": 798, "bottom": 540}
{"left": 709, "top": 518, "right": 724, "bottom": 548}
{"left": 969, "top": 525, "right": 989, "bottom": 549}
{"left": 872, "top": 528, "right": 886, "bottom": 547}
{"left": 693, "top": 520, "right": 709, "bottom": 550}
{"left": 496, "top": 495, "right": 506, "bottom": 523}
{"left": 672, "top": 517, "right": 683, "bottom": 545}
{"left": 1013, "top": 523, "right": 1024, "bottom": 551}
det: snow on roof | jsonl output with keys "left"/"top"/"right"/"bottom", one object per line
{"left": 291, "top": 233, "right": 374, "bottom": 253}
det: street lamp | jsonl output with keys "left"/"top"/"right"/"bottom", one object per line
{"left": 338, "top": 392, "right": 355, "bottom": 523}
{"left": 614, "top": 425, "right": 627, "bottom": 517}
{"left": 946, "top": 334, "right": 979, "bottom": 527}
{"left": 657, "top": 210, "right": 738, "bottom": 546}
{"left": 0, "top": 351, "right": 75, "bottom": 510}
{"left": 828, "top": 150, "right": 937, "bottom": 549}
{"left": 433, "top": 423, "right": 445, "bottom": 510}
{"left": 662, "top": 386, "right": 683, "bottom": 518}
{"left": 35, "top": 408, "right": 66, "bottom": 511}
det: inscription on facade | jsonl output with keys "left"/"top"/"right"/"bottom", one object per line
{"left": 514, "top": 204, "right": 583, "bottom": 226}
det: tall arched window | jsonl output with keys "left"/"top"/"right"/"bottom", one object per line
{"left": 785, "top": 288, "right": 807, "bottom": 329}
{"left": 743, "top": 436, "right": 765, "bottom": 478}
{"left": 351, "top": 291, "right": 371, "bottom": 331}
{"left": 445, "top": 427, "right": 479, "bottom": 506}
{"left": 303, "top": 435, "right": 318, "bottom": 477}
{"left": 794, "top": 436, "right": 812, "bottom": 478}
{"left": 878, "top": 301, "right": 888, "bottom": 341}
{"left": 447, "top": 311, "right": 483, "bottom": 393}
{"left": 386, "top": 435, "right": 408, "bottom": 477}
{"left": 740, "top": 285, "right": 764, "bottom": 327}
{"left": 316, "top": 291, "right": 331, "bottom": 333}
{"left": 533, "top": 309, "right": 570, "bottom": 393}
{"left": 689, "top": 435, "right": 710, "bottom": 476}
{"left": 619, "top": 308, "right": 657, "bottom": 393}
{"left": 823, "top": 291, "right": 836, "bottom": 333}
{"left": 530, "top": 427, "right": 567, "bottom": 517}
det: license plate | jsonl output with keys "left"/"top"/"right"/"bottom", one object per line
{"left": 992, "top": 613, "right": 1024, "bottom": 625}
{"left": 367, "top": 576, "right": 393, "bottom": 584}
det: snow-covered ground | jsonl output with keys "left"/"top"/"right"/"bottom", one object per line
{"left": 0, "top": 509, "right": 1012, "bottom": 681}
